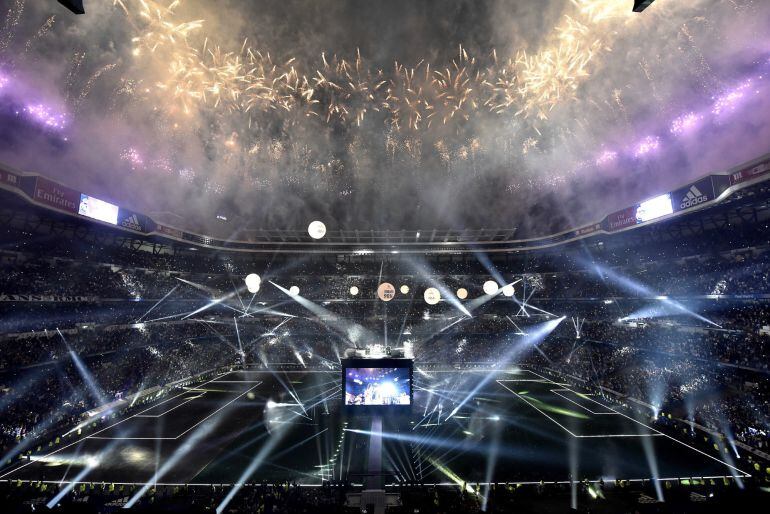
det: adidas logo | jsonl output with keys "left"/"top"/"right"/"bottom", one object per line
{"left": 121, "top": 214, "right": 142, "bottom": 231}
{"left": 680, "top": 185, "right": 708, "bottom": 209}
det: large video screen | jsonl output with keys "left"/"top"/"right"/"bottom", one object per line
{"left": 344, "top": 366, "right": 411, "bottom": 406}
{"left": 78, "top": 194, "right": 119, "bottom": 225}
{"left": 635, "top": 193, "right": 673, "bottom": 223}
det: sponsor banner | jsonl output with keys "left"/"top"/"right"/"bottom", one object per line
{"left": 605, "top": 206, "right": 637, "bottom": 232}
{"left": 671, "top": 177, "right": 715, "bottom": 212}
{"left": 729, "top": 159, "right": 770, "bottom": 186}
{"left": 0, "top": 294, "right": 99, "bottom": 302}
{"left": 156, "top": 223, "right": 184, "bottom": 239}
{"left": 0, "top": 167, "right": 21, "bottom": 188}
{"left": 183, "top": 232, "right": 217, "bottom": 246}
{"left": 33, "top": 177, "right": 80, "bottom": 213}
{"left": 571, "top": 223, "right": 602, "bottom": 238}
{"left": 117, "top": 208, "right": 150, "bottom": 233}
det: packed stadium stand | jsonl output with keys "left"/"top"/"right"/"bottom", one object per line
{"left": 3, "top": 1, "right": 770, "bottom": 512}
{"left": 0, "top": 151, "right": 769, "bottom": 512}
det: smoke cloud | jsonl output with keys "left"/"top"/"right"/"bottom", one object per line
{"left": 0, "top": 0, "right": 768, "bottom": 237}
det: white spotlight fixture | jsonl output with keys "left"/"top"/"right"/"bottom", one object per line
{"left": 289, "top": 286, "right": 300, "bottom": 296}
{"left": 308, "top": 220, "right": 327, "bottom": 239}
{"left": 456, "top": 288, "right": 468, "bottom": 300}
{"left": 483, "top": 280, "right": 499, "bottom": 295}
{"left": 502, "top": 284, "right": 515, "bottom": 297}
{"left": 400, "top": 285, "right": 410, "bottom": 295}
{"left": 424, "top": 287, "right": 441, "bottom": 305}
{"left": 350, "top": 286, "right": 359, "bottom": 296}
{"left": 245, "top": 273, "right": 261, "bottom": 294}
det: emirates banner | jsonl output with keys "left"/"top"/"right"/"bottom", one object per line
{"left": 605, "top": 206, "right": 637, "bottom": 232}
{"left": 33, "top": 177, "right": 80, "bottom": 214}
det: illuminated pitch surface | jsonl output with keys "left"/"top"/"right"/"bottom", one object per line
{"left": 412, "top": 369, "right": 747, "bottom": 483}
{"left": 0, "top": 371, "right": 348, "bottom": 485}
{"left": 0, "top": 369, "right": 747, "bottom": 486}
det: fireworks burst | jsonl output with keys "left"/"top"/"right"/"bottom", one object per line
{"left": 116, "top": 0, "right": 635, "bottom": 127}
{"left": 633, "top": 135, "right": 660, "bottom": 158}
{"left": 670, "top": 112, "right": 702, "bottom": 136}
{"left": 4, "top": 0, "right": 765, "bottom": 208}
{"left": 20, "top": 103, "right": 68, "bottom": 131}
{"left": 0, "top": 0, "right": 25, "bottom": 55}
{"left": 23, "top": 14, "right": 55, "bottom": 56}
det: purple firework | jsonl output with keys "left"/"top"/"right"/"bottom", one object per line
{"left": 670, "top": 112, "right": 702, "bottom": 136}
{"left": 20, "top": 103, "right": 69, "bottom": 131}
{"left": 633, "top": 136, "right": 660, "bottom": 158}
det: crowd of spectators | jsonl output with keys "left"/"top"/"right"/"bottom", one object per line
{"left": 1, "top": 217, "right": 769, "bottom": 508}
{"left": 0, "top": 476, "right": 759, "bottom": 513}
{"left": 522, "top": 322, "right": 770, "bottom": 454}
{"left": 0, "top": 323, "right": 239, "bottom": 459}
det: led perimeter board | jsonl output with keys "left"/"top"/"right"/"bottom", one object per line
{"left": 342, "top": 358, "right": 413, "bottom": 413}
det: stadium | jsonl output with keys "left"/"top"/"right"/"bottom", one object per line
{"left": 1, "top": 0, "right": 770, "bottom": 512}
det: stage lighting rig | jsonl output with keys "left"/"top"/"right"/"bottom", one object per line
{"left": 58, "top": 0, "right": 85, "bottom": 15}
{"left": 633, "top": 0, "right": 656, "bottom": 12}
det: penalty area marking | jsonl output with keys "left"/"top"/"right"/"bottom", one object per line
{"left": 496, "top": 381, "right": 653, "bottom": 439}
{"left": 89, "top": 382, "right": 262, "bottom": 441}
{"left": 0, "top": 371, "right": 237, "bottom": 479}
{"left": 521, "top": 369, "right": 751, "bottom": 477}
{"left": 134, "top": 393, "right": 205, "bottom": 418}
{"left": 548, "top": 389, "right": 618, "bottom": 415}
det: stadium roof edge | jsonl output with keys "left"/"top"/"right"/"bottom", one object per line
{"left": 1, "top": 151, "right": 770, "bottom": 254}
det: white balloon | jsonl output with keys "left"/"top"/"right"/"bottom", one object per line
{"left": 377, "top": 283, "right": 396, "bottom": 302}
{"left": 483, "top": 280, "right": 499, "bottom": 296}
{"left": 424, "top": 287, "right": 441, "bottom": 305}
{"left": 308, "top": 220, "right": 327, "bottom": 239}
{"left": 502, "top": 284, "right": 515, "bottom": 297}
{"left": 245, "top": 273, "right": 261, "bottom": 294}
{"left": 350, "top": 286, "right": 359, "bottom": 296}
{"left": 289, "top": 286, "right": 300, "bottom": 296}
{"left": 456, "top": 288, "right": 468, "bottom": 300}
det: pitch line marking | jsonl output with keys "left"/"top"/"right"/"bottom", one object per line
{"left": 498, "top": 380, "right": 658, "bottom": 438}
{"left": 497, "top": 381, "right": 578, "bottom": 437}
{"left": 0, "top": 372, "right": 233, "bottom": 479}
{"left": 549, "top": 389, "right": 618, "bottom": 415}
{"left": 522, "top": 369, "right": 751, "bottom": 476}
{"left": 135, "top": 394, "right": 205, "bottom": 418}
{"left": 89, "top": 382, "right": 262, "bottom": 441}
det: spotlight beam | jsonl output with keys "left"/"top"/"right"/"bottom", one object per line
{"left": 400, "top": 256, "right": 472, "bottom": 317}
{"left": 446, "top": 317, "right": 565, "bottom": 420}
{"left": 215, "top": 419, "right": 294, "bottom": 513}
{"left": 464, "top": 280, "right": 521, "bottom": 313}
{"left": 269, "top": 281, "right": 376, "bottom": 346}
{"left": 591, "top": 264, "right": 719, "bottom": 326}
{"left": 135, "top": 285, "right": 179, "bottom": 323}
{"left": 124, "top": 383, "right": 260, "bottom": 508}
{"left": 58, "top": 329, "right": 107, "bottom": 406}
{"left": 233, "top": 316, "right": 245, "bottom": 367}
{"left": 46, "top": 462, "right": 96, "bottom": 509}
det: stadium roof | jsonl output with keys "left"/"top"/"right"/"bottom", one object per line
{"left": 2, "top": 153, "right": 770, "bottom": 255}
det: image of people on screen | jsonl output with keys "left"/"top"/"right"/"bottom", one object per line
{"left": 344, "top": 367, "right": 410, "bottom": 406}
